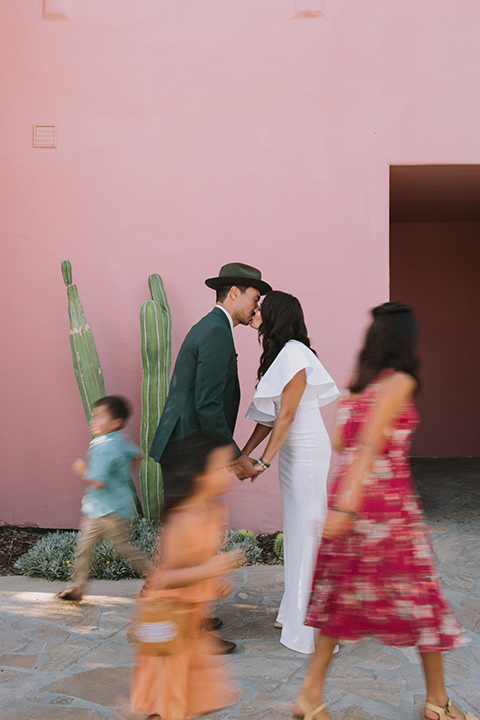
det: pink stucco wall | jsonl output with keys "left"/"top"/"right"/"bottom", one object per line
{"left": 2, "top": 1, "right": 480, "bottom": 530}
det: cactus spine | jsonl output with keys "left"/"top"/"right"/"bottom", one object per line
{"left": 61, "top": 260, "right": 142, "bottom": 516}
{"left": 139, "top": 274, "right": 172, "bottom": 521}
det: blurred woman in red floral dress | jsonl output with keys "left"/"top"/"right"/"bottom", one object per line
{"left": 290, "top": 303, "right": 477, "bottom": 720}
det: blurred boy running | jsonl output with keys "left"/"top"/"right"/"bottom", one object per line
{"left": 58, "top": 395, "right": 153, "bottom": 601}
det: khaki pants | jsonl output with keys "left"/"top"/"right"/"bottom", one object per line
{"left": 73, "top": 513, "right": 153, "bottom": 586}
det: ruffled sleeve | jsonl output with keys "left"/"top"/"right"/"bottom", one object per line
{"left": 245, "top": 340, "right": 340, "bottom": 426}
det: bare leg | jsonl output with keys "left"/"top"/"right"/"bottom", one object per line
{"left": 292, "top": 635, "right": 337, "bottom": 719}
{"left": 420, "top": 651, "right": 465, "bottom": 720}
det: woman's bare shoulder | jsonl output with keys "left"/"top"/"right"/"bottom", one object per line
{"left": 378, "top": 371, "right": 417, "bottom": 398}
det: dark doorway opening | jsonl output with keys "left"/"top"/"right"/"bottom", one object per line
{"left": 390, "top": 165, "right": 480, "bottom": 457}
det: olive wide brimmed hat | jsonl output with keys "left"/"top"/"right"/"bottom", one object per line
{"left": 205, "top": 262, "right": 272, "bottom": 296}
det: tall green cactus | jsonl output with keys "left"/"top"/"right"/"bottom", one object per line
{"left": 61, "top": 260, "right": 142, "bottom": 516}
{"left": 139, "top": 274, "right": 172, "bottom": 520}
{"left": 61, "top": 260, "right": 106, "bottom": 426}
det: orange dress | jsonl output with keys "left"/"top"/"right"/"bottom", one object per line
{"left": 130, "top": 501, "right": 238, "bottom": 720}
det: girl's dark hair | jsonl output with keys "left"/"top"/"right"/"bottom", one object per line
{"left": 257, "top": 291, "right": 316, "bottom": 382}
{"left": 350, "top": 302, "right": 421, "bottom": 394}
{"left": 162, "top": 431, "right": 232, "bottom": 515}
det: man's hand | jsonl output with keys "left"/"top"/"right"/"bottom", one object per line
{"left": 230, "top": 454, "right": 259, "bottom": 481}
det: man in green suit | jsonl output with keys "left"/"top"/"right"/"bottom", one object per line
{"left": 150, "top": 262, "right": 272, "bottom": 483}
{"left": 150, "top": 263, "right": 272, "bottom": 654}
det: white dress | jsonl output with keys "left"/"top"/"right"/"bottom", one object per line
{"left": 246, "top": 340, "right": 340, "bottom": 654}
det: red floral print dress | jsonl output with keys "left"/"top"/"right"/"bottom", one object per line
{"left": 305, "top": 371, "right": 466, "bottom": 652}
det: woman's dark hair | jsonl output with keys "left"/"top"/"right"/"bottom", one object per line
{"left": 257, "top": 290, "right": 316, "bottom": 382}
{"left": 350, "top": 302, "right": 421, "bottom": 394}
{"left": 162, "top": 431, "right": 232, "bottom": 515}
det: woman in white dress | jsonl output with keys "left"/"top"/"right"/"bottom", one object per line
{"left": 242, "top": 291, "right": 340, "bottom": 654}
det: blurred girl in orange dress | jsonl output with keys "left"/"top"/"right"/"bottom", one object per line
{"left": 129, "top": 431, "right": 240, "bottom": 720}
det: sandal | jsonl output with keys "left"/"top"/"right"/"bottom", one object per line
{"left": 290, "top": 702, "right": 326, "bottom": 720}
{"left": 425, "top": 699, "right": 480, "bottom": 720}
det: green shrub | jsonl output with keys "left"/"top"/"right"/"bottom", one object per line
{"left": 274, "top": 532, "right": 284, "bottom": 560}
{"left": 14, "top": 518, "right": 159, "bottom": 581}
{"left": 14, "top": 522, "right": 279, "bottom": 579}
{"left": 127, "top": 517, "right": 159, "bottom": 558}
{"left": 223, "top": 529, "right": 262, "bottom": 565}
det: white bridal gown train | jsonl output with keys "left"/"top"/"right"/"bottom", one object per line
{"left": 246, "top": 340, "right": 340, "bottom": 654}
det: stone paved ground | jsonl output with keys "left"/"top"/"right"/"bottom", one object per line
{"left": 1, "top": 459, "right": 479, "bottom": 720}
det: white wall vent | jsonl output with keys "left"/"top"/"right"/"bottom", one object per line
{"left": 33, "top": 125, "right": 57, "bottom": 148}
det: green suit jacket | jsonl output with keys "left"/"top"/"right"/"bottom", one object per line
{"left": 149, "top": 307, "right": 241, "bottom": 464}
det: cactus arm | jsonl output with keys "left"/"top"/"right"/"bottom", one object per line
{"left": 148, "top": 273, "right": 171, "bottom": 316}
{"left": 137, "top": 274, "right": 172, "bottom": 521}
{"left": 140, "top": 300, "right": 165, "bottom": 521}
{"left": 62, "top": 261, "right": 106, "bottom": 426}
{"left": 148, "top": 273, "right": 172, "bottom": 380}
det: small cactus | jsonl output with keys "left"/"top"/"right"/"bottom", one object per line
{"left": 236, "top": 529, "right": 257, "bottom": 543}
{"left": 223, "top": 529, "right": 262, "bottom": 565}
{"left": 274, "top": 532, "right": 284, "bottom": 560}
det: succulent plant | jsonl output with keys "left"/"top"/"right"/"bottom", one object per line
{"left": 223, "top": 529, "right": 262, "bottom": 564}
{"left": 274, "top": 532, "right": 284, "bottom": 560}
{"left": 236, "top": 529, "right": 257, "bottom": 543}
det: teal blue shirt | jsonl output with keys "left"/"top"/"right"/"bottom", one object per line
{"left": 81, "top": 431, "right": 141, "bottom": 519}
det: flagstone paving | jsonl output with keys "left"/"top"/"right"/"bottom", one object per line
{"left": 0, "top": 459, "right": 479, "bottom": 719}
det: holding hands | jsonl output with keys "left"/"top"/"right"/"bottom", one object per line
{"left": 230, "top": 453, "right": 260, "bottom": 482}
{"left": 250, "top": 456, "right": 270, "bottom": 482}
{"left": 230, "top": 453, "right": 270, "bottom": 482}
